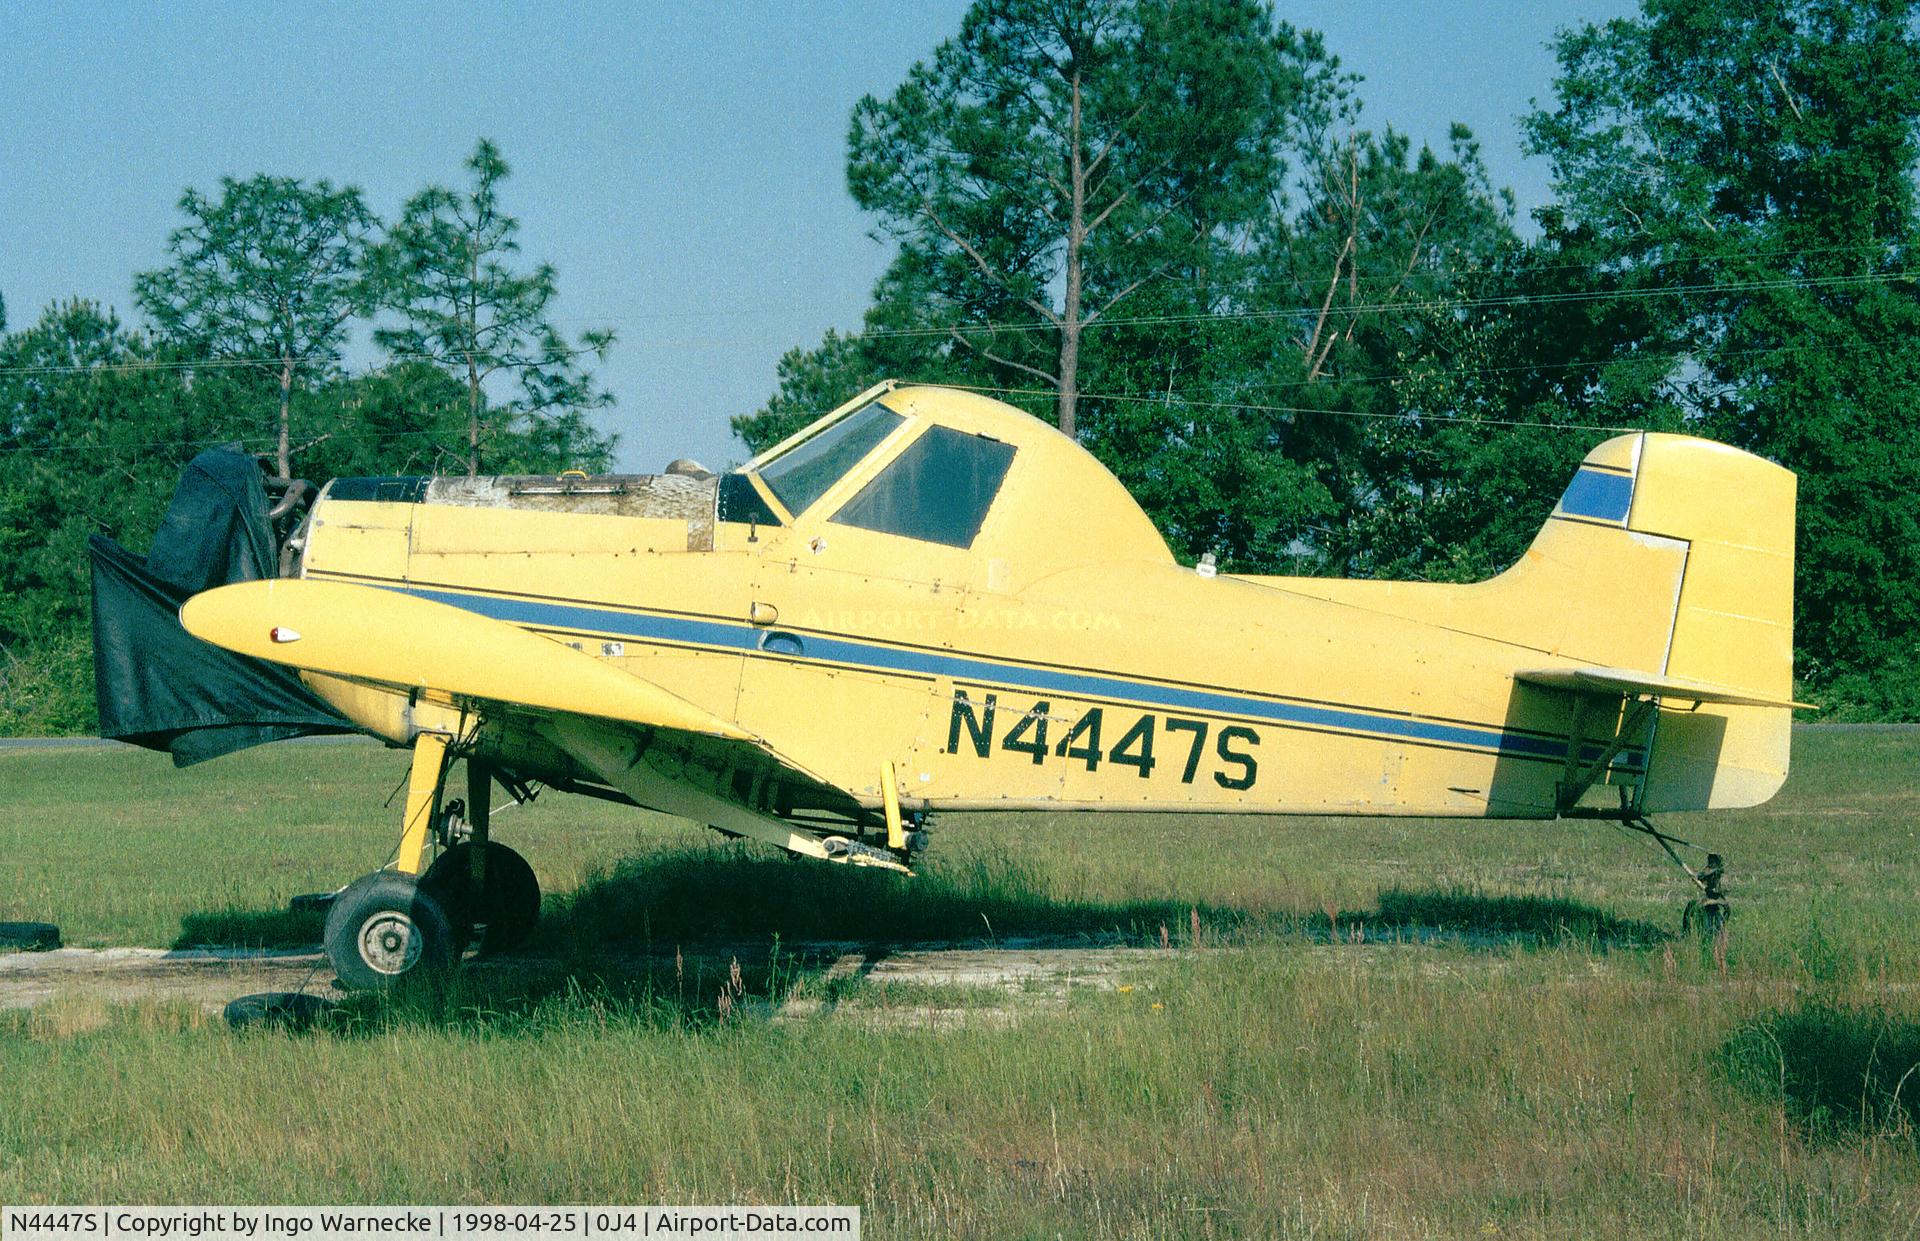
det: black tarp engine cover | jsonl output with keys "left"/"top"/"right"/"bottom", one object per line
{"left": 89, "top": 448, "right": 353, "bottom": 766}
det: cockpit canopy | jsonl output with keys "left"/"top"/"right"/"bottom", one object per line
{"left": 725, "top": 383, "right": 1172, "bottom": 578}
{"left": 754, "top": 400, "right": 1014, "bottom": 548}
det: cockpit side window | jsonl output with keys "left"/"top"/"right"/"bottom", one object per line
{"left": 829, "top": 425, "right": 1016, "bottom": 548}
{"left": 755, "top": 402, "right": 904, "bottom": 517}
{"left": 716, "top": 471, "right": 782, "bottom": 525}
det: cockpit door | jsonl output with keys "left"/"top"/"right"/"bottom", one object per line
{"left": 731, "top": 414, "right": 1018, "bottom": 803}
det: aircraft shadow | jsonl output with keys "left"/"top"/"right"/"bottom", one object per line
{"left": 175, "top": 907, "right": 328, "bottom": 951}
{"left": 1343, "top": 886, "right": 1667, "bottom": 949}
{"left": 543, "top": 844, "right": 1196, "bottom": 949}
{"left": 204, "top": 844, "right": 1668, "bottom": 1035}
{"left": 1724, "top": 1002, "right": 1920, "bottom": 1140}
{"left": 533, "top": 846, "right": 1667, "bottom": 953}
{"left": 176, "top": 843, "right": 1199, "bottom": 954}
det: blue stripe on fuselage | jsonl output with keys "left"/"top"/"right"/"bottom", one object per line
{"left": 383, "top": 582, "right": 1640, "bottom": 770}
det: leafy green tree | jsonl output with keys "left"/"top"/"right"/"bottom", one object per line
{"left": 743, "top": 3, "right": 1560, "bottom": 579}
{"left": 295, "top": 362, "right": 473, "bottom": 480}
{"left": 1, "top": 147, "right": 625, "bottom": 734}
{"left": 1240, "top": 126, "right": 1677, "bottom": 580}
{"left": 1526, "top": 0, "right": 1920, "bottom": 715}
{"left": 301, "top": 362, "right": 614, "bottom": 481}
{"left": 736, "top": 332, "right": 878, "bottom": 454}
{"left": 134, "top": 175, "right": 377, "bottom": 477}
{"left": 0, "top": 300, "right": 259, "bottom": 732}
{"left": 836, "top": 0, "right": 1342, "bottom": 439}
{"left": 372, "top": 139, "right": 615, "bottom": 475}
{"left": 733, "top": 259, "right": 1004, "bottom": 455}
{"left": 1066, "top": 124, "right": 1557, "bottom": 574}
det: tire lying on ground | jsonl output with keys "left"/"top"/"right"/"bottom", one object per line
{"left": 223, "top": 991, "right": 335, "bottom": 1031}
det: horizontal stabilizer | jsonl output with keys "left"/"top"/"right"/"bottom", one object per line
{"left": 180, "top": 579, "right": 753, "bottom": 739}
{"left": 1515, "top": 665, "right": 1814, "bottom": 711}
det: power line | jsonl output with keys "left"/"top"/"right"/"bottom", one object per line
{"left": 513, "top": 266, "right": 1920, "bottom": 353}
{"left": 1, "top": 266, "right": 1911, "bottom": 380}
{"left": 0, "top": 343, "right": 604, "bottom": 381}
{"left": 836, "top": 269, "right": 1916, "bottom": 343}
{"left": 936, "top": 383, "right": 1645, "bottom": 435}
{"left": 0, "top": 424, "right": 528, "bottom": 460}
{"left": 0, "top": 324, "right": 1870, "bottom": 411}
{"left": 529, "top": 239, "right": 1912, "bottom": 325}
{"left": 0, "top": 377, "right": 1657, "bottom": 463}
{"left": 1151, "top": 237, "right": 1913, "bottom": 289}
{"left": 1043, "top": 333, "right": 1896, "bottom": 399}
{"left": 1, "top": 313, "right": 1892, "bottom": 461}
{"left": 1, "top": 293, "right": 1896, "bottom": 460}
{"left": 0, "top": 267, "right": 1907, "bottom": 462}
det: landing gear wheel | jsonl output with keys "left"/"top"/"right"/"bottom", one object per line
{"left": 322, "top": 872, "right": 457, "bottom": 991}
{"left": 421, "top": 841, "right": 541, "bottom": 954}
{"left": 1681, "top": 898, "right": 1729, "bottom": 937}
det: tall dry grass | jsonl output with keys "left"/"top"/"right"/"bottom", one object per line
{"left": 0, "top": 726, "right": 1915, "bottom": 1236}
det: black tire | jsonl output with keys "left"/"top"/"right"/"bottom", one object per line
{"left": 223, "top": 991, "right": 334, "bottom": 1032}
{"left": 421, "top": 841, "right": 541, "bottom": 954}
{"left": 322, "top": 872, "right": 457, "bottom": 991}
{"left": 1682, "top": 898, "right": 1730, "bottom": 938}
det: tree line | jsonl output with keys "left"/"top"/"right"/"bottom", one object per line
{"left": 736, "top": 0, "right": 1920, "bottom": 721}
{"left": 0, "top": 141, "right": 615, "bottom": 731}
{"left": 5, "top": 0, "right": 1918, "bottom": 735}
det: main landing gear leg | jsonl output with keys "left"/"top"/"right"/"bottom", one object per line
{"left": 1623, "top": 815, "right": 1728, "bottom": 936}
{"left": 322, "top": 733, "right": 459, "bottom": 991}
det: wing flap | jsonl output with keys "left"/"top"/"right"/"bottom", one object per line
{"left": 1515, "top": 665, "right": 1814, "bottom": 710}
{"left": 179, "top": 578, "right": 752, "bottom": 739}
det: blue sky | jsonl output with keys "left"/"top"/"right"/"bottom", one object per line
{"left": 0, "top": 1, "right": 1634, "bottom": 473}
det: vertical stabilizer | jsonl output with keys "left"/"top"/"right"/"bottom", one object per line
{"left": 1527, "top": 432, "right": 1798, "bottom": 809}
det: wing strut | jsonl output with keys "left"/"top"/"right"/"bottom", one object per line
{"left": 397, "top": 731, "right": 451, "bottom": 876}
{"left": 1555, "top": 697, "right": 1659, "bottom": 815}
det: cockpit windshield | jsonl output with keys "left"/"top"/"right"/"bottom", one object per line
{"left": 830, "top": 425, "right": 1015, "bottom": 547}
{"left": 754, "top": 402, "right": 904, "bottom": 517}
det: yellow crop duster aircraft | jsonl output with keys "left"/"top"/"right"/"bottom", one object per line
{"left": 116, "top": 382, "right": 1803, "bottom": 988}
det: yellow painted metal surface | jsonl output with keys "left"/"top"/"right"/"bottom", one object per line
{"left": 219, "top": 386, "right": 1803, "bottom": 838}
{"left": 396, "top": 731, "right": 448, "bottom": 876}
{"left": 180, "top": 578, "right": 749, "bottom": 740}
{"left": 549, "top": 716, "right": 910, "bottom": 872}
{"left": 881, "top": 761, "right": 905, "bottom": 851}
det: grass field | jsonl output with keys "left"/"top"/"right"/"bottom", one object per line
{"left": 1, "top": 728, "right": 1917, "bottom": 1237}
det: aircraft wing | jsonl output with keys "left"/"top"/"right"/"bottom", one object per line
{"left": 180, "top": 578, "right": 903, "bottom": 869}
{"left": 180, "top": 578, "right": 753, "bottom": 739}
{"left": 1514, "top": 665, "right": 1814, "bottom": 711}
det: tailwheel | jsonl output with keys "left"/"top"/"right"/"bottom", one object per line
{"left": 421, "top": 841, "right": 541, "bottom": 954}
{"left": 1680, "top": 852, "right": 1730, "bottom": 937}
{"left": 323, "top": 871, "right": 457, "bottom": 991}
{"left": 1617, "top": 815, "right": 1730, "bottom": 936}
